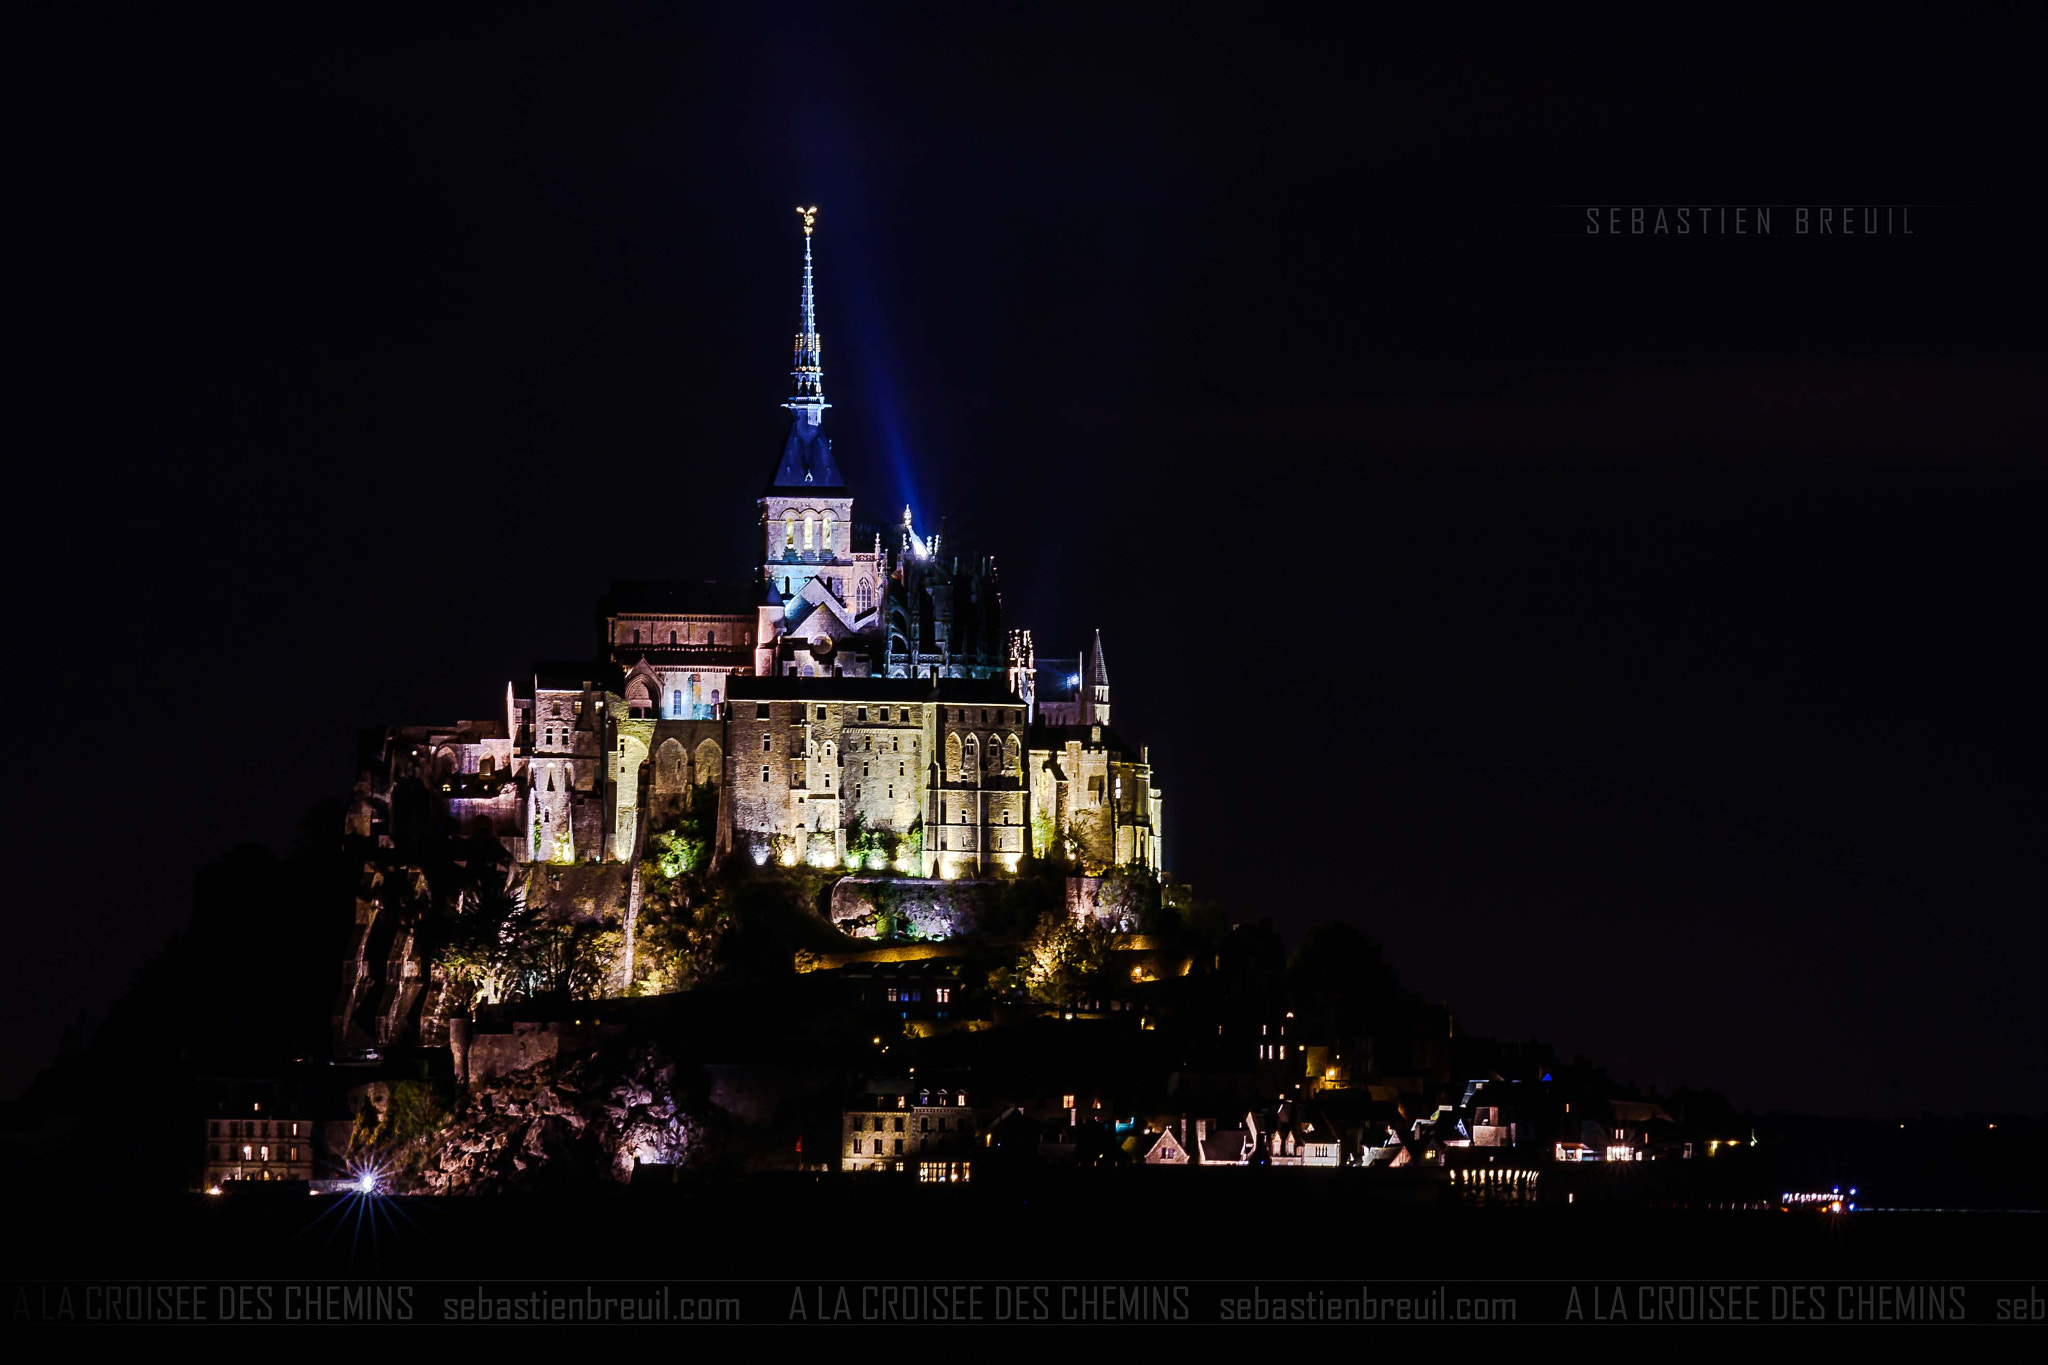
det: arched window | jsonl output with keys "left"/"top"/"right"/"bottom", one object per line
{"left": 672, "top": 689, "right": 683, "bottom": 717}
{"left": 631, "top": 628, "right": 641, "bottom": 643}
{"left": 669, "top": 629, "right": 677, "bottom": 645}
{"left": 784, "top": 512, "right": 796, "bottom": 548}
{"left": 822, "top": 512, "right": 834, "bottom": 553}
{"left": 961, "top": 734, "right": 978, "bottom": 778}
{"left": 705, "top": 628, "right": 716, "bottom": 644}
{"left": 802, "top": 512, "right": 815, "bottom": 550}
{"left": 944, "top": 732, "right": 960, "bottom": 776}
{"left": 856, "top": 578, "right": 873, "bottom": 613}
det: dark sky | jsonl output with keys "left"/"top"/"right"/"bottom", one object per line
{"left": 10, "top": 4, "right": 2045, "bottom": 1113}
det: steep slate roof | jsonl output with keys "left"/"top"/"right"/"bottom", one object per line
{"left": 1198, "top": 1128, "right": 1253, "bottom": 1163}
{"left": 1085, "top": 628, "right": 1109, "bottom": 689}
{"left": 765, "top": 414, "right": 847, "bottom": 493}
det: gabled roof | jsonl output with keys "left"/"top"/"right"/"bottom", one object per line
{"left": 785, "top": 580, "right": 859, "bottom": 636}
{"left": 1126, "top": 1128, "right": 1190, "bottom": 1162}
{"left": 1198, "top": 1128, "right": 1252, "bottom": 1163}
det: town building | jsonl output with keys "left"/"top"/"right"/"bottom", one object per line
{"left": 203, "top": 1099, "right": 315, "bottom": 1190}
{"left": 840, "top": 1077, "right": 975, "bottom": 1180}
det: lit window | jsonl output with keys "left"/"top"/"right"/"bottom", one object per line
{"left": 822, "top": 513, "right": 834, "bottom": 552}
{"left": 803, "top": 513, "right": 815, "bottom": 550}
{"left": 784, "top": 512, "right": 795, "bottom": 547}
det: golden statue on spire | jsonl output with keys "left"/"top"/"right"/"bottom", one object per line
{"left": 796, "top": 205, "right": 819, "bottom": 236}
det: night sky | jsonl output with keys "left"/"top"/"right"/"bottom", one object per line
{"left": 10, "top": 5, "right": 2044, "bottom": 1113}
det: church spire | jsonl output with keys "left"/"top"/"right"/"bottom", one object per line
{"left": 766, "top": 206, "right": 845, "bottom": 491}
{"left": 1083, "top": 629, "right": 1111, "bottom": 726}
{"left": 784, "top": 206, "right": 828, "bottom": 422}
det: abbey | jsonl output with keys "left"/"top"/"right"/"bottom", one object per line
{"left": 352, "top": 213, "right": 1163, "bottom": 882}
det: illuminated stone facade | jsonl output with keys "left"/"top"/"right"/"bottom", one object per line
{"left": 841, "top": 1079, "right": 975, "bottom": 1175}
{"left": 348, "top": 217, "right": 1164, "bottom": 885}
{"left": 204, "top": 1107, "right": 315, "bottom": 1189}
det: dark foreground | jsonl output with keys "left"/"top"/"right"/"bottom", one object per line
{"left": 7, "top": 1175, "right": 2040, "bottom": 1289}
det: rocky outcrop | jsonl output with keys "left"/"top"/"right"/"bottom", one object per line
{"left": 829, "top": 876, "right": 998, "bottom": 938}
{"left": 519, "top": 863, "right": 634, "bottom": 924}
{"left": 400, "top": 1044, "right": 701, "bottom": 1194}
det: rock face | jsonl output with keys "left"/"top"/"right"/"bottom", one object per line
{"left": 829, "top": 876, "right": 997, "bottom": 938}
{"left": 402, "top": 1044, "right": 700, "bottom": 1194}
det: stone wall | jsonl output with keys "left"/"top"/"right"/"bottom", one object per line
{"left": 724, "top": 697, "right": 934, "bottom": 867}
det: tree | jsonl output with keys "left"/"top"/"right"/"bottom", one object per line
{"left": 1020, "top": 908, "right": 1112, "bottom": 1007}
{"left": 1097, "top": 864, "right": 1162, "bottom": 932}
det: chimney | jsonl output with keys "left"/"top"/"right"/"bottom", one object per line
{"left": 1196, "top": 1119, "right": 1208, "bottom": 1142}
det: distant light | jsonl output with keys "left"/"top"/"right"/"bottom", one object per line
{"left": 357, "top": 1174, "right": 379, "bottom": 1194}
{"left": 1066, "top": 675, "right": 1082, "bottom": 689}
